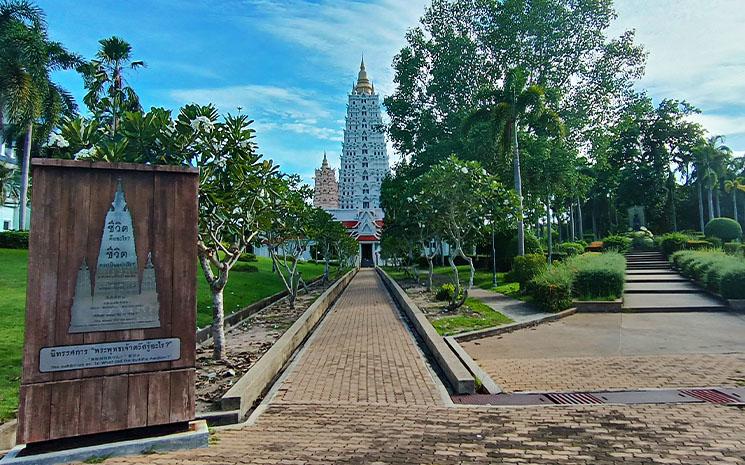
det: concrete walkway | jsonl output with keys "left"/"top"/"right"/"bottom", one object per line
{"left": 99, "top": 269, "right": 745, "bottom": 465}
{"left": 468, "top": 287, "right": 552, "bottom": 323}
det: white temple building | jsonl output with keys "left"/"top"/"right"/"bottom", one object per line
{"left": 313, "top": 58, "right": 390, "bottom": 266}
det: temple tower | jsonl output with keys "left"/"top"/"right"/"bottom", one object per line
{"left": 313, "top": 152, "right": 339, "bottom": 209}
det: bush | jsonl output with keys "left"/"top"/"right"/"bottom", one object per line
{"left": 528, "top": 265, "right": 573, "bottom": 312}
{"left": 686, "top": 240, "right": 713, "bottom": 250}
{"left": 512, "top": 254, "right": 546, "bottom": 290}
{"left": 555, "top": 242, "right": 584, "bottom": 256}
{"left": 568, "top": 252, "right": 626, "bottom": 299}
{"left": 723, "top": 242, "right": 744, "bottom": 256}
{"left": 705, "top": 217, "right": 742, "bottom": 242}
{"left": 232, "top": 262, "right": 258, "bottom": 273}
{"left": 0, "top": 230, "right": 29, "bottom": 249}
{"left": 601, "top": 235, "right": 631, "bottom": 252}
{"left": 237, "top": 252, "right": 257, "bottom": 262}
{"left": 508, "top": 231, "right": 543, "bottom": 258}
{"left": 671, "top": 250, "right": 745, "bottom": 297}
{"left": 435, "top": 283, "right": 456, "bottom": 301}
{"left": 659, "top": 232, "right": 689, "bottom": 256}
{"left": 721, "top": 267, "right": 745, "bottom": 299}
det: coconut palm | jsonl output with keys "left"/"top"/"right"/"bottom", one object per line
{"left": 724, "top": 177, "right": 745, "bottom": 223}
{"left": 693, "top": 135, "right": 732, "bottom": 223}
{"left": 0, "top": 0, "right": 81, "bottom": 229}
{"left": 80, "top": 36, "right": 145, "bottom": 135}
{"left": 464, "top": 67, "right": 563, "bottom": 256}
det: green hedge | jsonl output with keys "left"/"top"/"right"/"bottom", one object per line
{"left": 232, "top": 262, "right": 258, "bottom": 273}
{"left": 601, "top": 235, "right": 631, "bottom": 252}
{"left": 671, "top": 250, "right": 745, "bottom": 299}
{"left": 569, "top": 252, "right": 626, "bottom": 299}
{"left": 512, "top": 254, "right": 546, "bottom": 290}
{"left": 659, "top": 232, "right": 689, "bottom": 256}
{"left": 704, "top": 217, "right": 742, "bottom": 242}
{"left": 723, "top": 242, "right": 745, "bottom": 257}
{"left": 238, "top": 252, "right": 257, "bottom": 262}
{"left": 0, "top": 230, "right": 29, "bottom": 249}
{"left": 555, "top": 242, "right": 584, "bottom": 256}
{"left": 528, "top": 252, "right": 626, "bottom": 312}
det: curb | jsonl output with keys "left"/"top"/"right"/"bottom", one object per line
{"left": 220, "top": 268, "right": 358, "bottom": 418}
{"left": 452, "top": 308, "right": 577, "bottom": 342}
{"left": 573, "top": 299, "right": 623, "bottom": 313}
{"left": 444, "top": 337, "right": 502, "bottom": 394}
{"left": 376, "top": 267, "right": 475, "bottom": 395}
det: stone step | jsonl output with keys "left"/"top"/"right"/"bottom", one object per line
{"left": 624, "top": 282, "right": 701, "bottom": 293}
{"left": 626, "top": 261, "right": 670, "bottom": 266}
{"left": 626, "top": 256, "right": 667, "bottom": 263}
{"left": 622, "top": 292, "right": 727, "bottom": 311}
{"left": 626, "top": 269, "right": 678, "bottom": 275}
{"left": 625, "top": 274, "right": 688, "bottom": 282}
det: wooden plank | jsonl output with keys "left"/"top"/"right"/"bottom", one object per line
{"left": 143, "top": 173, "right": 176, "bottom": 372}
{"left": 77, "top": 377, "right": 103, "bottom": 436}
{"left": 101, "top": 375, "right": 129, "bottom": 432}
{"left": 170, "top": 173, "right": 198, "bottom": 369}
{"left": 22, "top": 166, "right": 61, "bottom": 384}
{"left": 147, "top": 371, "right": 170, "bottom": 426}
{"left": 53, "top": 169, "right": 91, "bottom": 382}
{"left": 32, "top": 158, "right": 199, "bottom": 174}
{"left": 127, "top": 373, "right": 150, "bottom": 429}
{"left": 49, "top": 380, "right": 80, "bottom": 439}
{"left": 17, "top": 383, "right": 51, "bottom": 444}
{"left": 169, "top": 369, "right": 195, "bottom": 423}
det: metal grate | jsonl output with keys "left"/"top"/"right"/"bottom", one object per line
{"left": 545, "top": 392, "right": 604, "bottom": 405}
{"left": 680, "top": 389, "right": 740, "bottom": 404}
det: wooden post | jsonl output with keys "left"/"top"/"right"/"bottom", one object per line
{"left": 17, "top": 159, "right": 199, "bottom": 444}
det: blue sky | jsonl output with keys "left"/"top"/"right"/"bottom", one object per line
{"left": 39, "top": 0, "right": 745, "bottom": 182}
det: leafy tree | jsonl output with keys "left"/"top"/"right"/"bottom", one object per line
{"left": 310, "top": 207, "right": 350, "bottom": 281}
{"left": 0, "top": 0, "right": 81, "bottom": 229}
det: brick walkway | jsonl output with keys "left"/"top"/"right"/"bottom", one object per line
{"left": 476, "top": 353, "right": 745, "bottom": 392}
{"left": 95, "top": 270, "right": 745, "bottom": 464}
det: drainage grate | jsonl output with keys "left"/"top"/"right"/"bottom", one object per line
{"left": 680, "top": 389, "right": 741, "bottom": 404}
{"left": 545, "top": 392, "right": 604, "bottom": 405}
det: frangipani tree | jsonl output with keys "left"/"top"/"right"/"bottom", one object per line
{"left": 421, "top": 156, "right": 517, "bottom": 310}
{"left": 311, "top": 207, "right": 350, "bottom": 281}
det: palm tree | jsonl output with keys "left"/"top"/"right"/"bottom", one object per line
{"left": 694, "top": 135, "right": 732, "bottom": 223}
{"left": 464, "top": 67, "right": 562, "bottom": 256}
{"left": 0, "top": 0, "right": 80, "bottom": 229}
{"left": 81, "top": 36, "right": 144, "bottom": 135}
{"left": 724, "top": 177, "right": 745, "bottom": 223}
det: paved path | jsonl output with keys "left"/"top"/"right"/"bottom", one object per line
{"left": 96, "top": 270, "right": 745, "bottom": 465}
{"left": 468, "top": 288, "right": 552, "bottom": 323}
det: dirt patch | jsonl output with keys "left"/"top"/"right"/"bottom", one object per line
{"left": 195, "top": 278, "right": 335, "bottom": 413}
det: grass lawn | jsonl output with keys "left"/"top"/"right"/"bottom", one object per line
{"left": 0, "top": 248, "right": 326, "bottom": 421}
{"left": 431, "top": 297, "right": 514, "bottom": 336}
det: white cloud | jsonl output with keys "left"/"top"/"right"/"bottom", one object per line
{"left": 612, "top": 0, "right": 745, "bottom": 147}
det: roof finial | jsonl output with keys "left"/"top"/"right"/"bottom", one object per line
{"left": 355, "top": 54, "right": 373, "bottom": 95}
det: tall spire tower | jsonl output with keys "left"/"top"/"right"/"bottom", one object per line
{"left": 313, "top": 151, "right": 339, "bottom": 209}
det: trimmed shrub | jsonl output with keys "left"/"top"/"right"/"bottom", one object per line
{"left": 601, "top": 235, "right": 631, "bottom": 252}
{"left": 528, "top": 265, "right": 573, "bottom": 313}
{"left": 0, "top": 230, "right": 29, "bottom": 249}
{"left": 721, "top": 267, "right": 745, "bottom": 299}
{"left": 555, "top": 242, "right": 584, "bottom": 256}
{"left": 723, "top": 242, "right": 744, "bottom": 256}
{"left": 568, "top": 252, "right": 626, "bottom": 299}
{"left": 512, "top": 254, "right": 547, "bottom": 290}
{"left": 435, "top": 283, "right": 456, "bottom": 301}
{"left": 232, "top": 262, "right": 258, "bottom": 273}
{"left": 686, "top": 240, "right": 713, "bottom": 250}
{"left": 671, "top": 250, "right": 745, "bottom": 297}
{"left": 705, "top": 217, "right": 742, "bottom": 242}
{"left": 237, "top": 252, "right": 257, "bottom": 262}
{"left": 659, "top": 232, "right": 689, "bottom": 256}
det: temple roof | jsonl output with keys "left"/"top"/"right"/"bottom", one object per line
{"left": 354, "top": 56, "right": 374, "bottom": 95}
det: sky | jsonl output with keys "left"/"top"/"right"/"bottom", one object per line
{"left": 38, "top": 0, "right": 745, "bottom": 183}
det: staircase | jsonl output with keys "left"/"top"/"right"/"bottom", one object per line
{"left": 623, "top": 250, "right": 727, "bottom": 312}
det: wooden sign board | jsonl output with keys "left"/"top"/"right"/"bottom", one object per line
{"left": 17, "top": 159, "right": 199, "bottom": 444}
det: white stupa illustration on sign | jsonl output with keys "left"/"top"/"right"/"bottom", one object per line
{"left": 69, "top": 179, "right": 160, "bottom": 333}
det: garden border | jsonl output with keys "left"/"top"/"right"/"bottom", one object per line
{"left": 376, "top": 267, "right": 475, "bottom": 395}
{"left": 196, "top": 274, "right": 325, "bottom": 344}
{"left": 573, "top": 299, "right": 623, "bottom": 313}
{"left": 220, "top": 268, "right": 357, "bottom": 419}
{"left": 452, "top": 308, "right": 577, "bottom": 343}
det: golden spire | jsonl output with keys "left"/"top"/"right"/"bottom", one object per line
{"left": 355, "top": 55, "right": 374, "bottom": 95}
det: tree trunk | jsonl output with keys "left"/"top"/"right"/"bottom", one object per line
{"left": 513, "top": 122, "right": 525, "bottom": 256}
{"left": 546, "top": 195, "right": 553, "bottom": 264}
{"left": 324, "top": 257, "right": 330, "bottom": 282}
{"left": 426, "top": 256, "right": 434, "bottom": 291}
{"left": 18, "top": 124, "right": 32, "bottom": 230}
{"left": 211, "top": 287, "right": 226, "bottom": 360}
{"left": 447, "top": 252, "right": 467, "bottom": 311}
{"left": 576, "top": 196, "right": 583, "bottom": 239}
{"left": 715, "top": 190, "right": 721, "bottom": 217}
{"left": 591, "top": 198, "right": 597, "bottom": 239}
{"left": 698, "top": 181, "right": 705, "bottom": 232}
{"left": 458, "top": 246, "right": 475, "bottom": 289}
{"left": 707, "top": 186, "right": 715, "bottom": 221}
{"left": 733, "top": 190, "right": 738, "bottom": 223}
{"left": 491, "top": 227, "right": 497, "bottom": 287}
{"left": 569, "top": 203, "right": 576, "bottom": 241}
